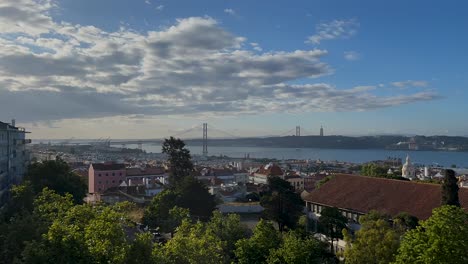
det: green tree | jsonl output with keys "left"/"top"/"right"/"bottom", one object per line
{"left": 24, "top": 159, "right": 87, "bottom": 204}
{"left": 177, "top": 176, "right": 217, "bottom": 221}
{"left": 0, "top": 188, "right": 75, "bottom": 264}
{"left": 235, "top": 219, "right": 282, "bottom": 264}
{"left": 156, "top": 219, "right": 226, "bottom": 264}
{"left": 393, "top": 205, "right": 468, "bottom": 264}
{"left": 206, "top": 211, "right": 250, "bottom": 261}
{"left": 393, "top": 212, "right": 419, "bottom": 232}
{"left": 267, "top": 232, "right": 336, "bottom": 264}
{"left": 318, "top": 207, "right": 348, "bottom": 252}
{"left": 162, "top": 137, "right": 194, "bottom": 188}
{"left": 441, "top": 169, "right": 460, "bottom": 207}
{"left": 125, "top": 232, "right": 155, "bottom": 264}
{"left": 344, "top": 211, "right": 402, "bottom": 264}
{"left": 143, "top": 189, "right": 178, "bottom": 229}
{"left": 260, "top": 176, "right": 304, "bottom": 232}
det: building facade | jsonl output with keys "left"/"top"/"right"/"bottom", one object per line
{"left": 88, "top": 163, "right": 126, "bottom": 194}
{"left": 0, "top": 120, "right": 31, "bottom": 204}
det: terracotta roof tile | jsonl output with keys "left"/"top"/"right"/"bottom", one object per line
{"left": 257, "top": 163, "right": 283, "bottom": 176}
{"left": 303, "top": 174, "right": 468, "bottom": 220}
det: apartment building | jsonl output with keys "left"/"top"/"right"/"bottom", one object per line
{"left": 0, "top": 120, "right": 31, "bottom": 204}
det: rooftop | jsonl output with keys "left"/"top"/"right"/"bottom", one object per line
{"left": 91, "top": 163, "right": 126, "bottom": 171}
{"left": 303, "top": 174, "right": 468, "bottom": 220}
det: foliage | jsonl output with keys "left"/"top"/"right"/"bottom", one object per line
{"left": 393, "top": 212, "right": 419, "bottom": 231}
{"left": 318, "top": 207, "right": 348, "bottom": 252}
{"left": 361, "top": 163, "right": 390, "bottom": 177}
{"left": 155, "top": 220, "right": 226, "bottom": 264}
{"left": 344, "top": 211, "right": 402, "bottom": 264}
{"left": 125, "top": 232, "right": 155, "bottom": 264}
{"left": 235, "top": 219, "right": 282, "bottom": 264}
{"left": 176, "top": 176, "right": 217, "bottom": 221}
{"left": 0, "top": 188, "right": 75, "bottom": 264}
{"left": 206, "top": 211, "right": 250, "bottom": 260}
{"left": 267, "top": 232, "right": 336, "bottom": 264}
{"left": 24, "top": 159, "right": 87, "bottom": 204}
{"left": 260, "top": 176, "right": 304, "bottom": 232}
{"left": 316, "top": 175, "right": 333, "bottom": 189}
{"left": 143, "top": 189, "right": 178, "bottom": 230}
{"left": 441, "top": 169, "right": 460, "bottom": 207}
{"left": 143, "top": 178, "right": 217, "bottom": 232}
{"left": 393, "top": 205, "right": 468, "bottom": 264}
{"left": 162, "top": 137, "right": 194, "bottom": 188}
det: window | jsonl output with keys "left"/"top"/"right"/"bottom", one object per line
{"left": 120, "top": 172, "right": 122, "bottom": 176}
{"left": 98, "top": 173, "right": 101, "bottom": 177}
{"left": 105, "top": 173, "right": 108, "bottom": 176}
{"left": 112, "top": 173, "right": 115, "bottom": 176}
{"left": 98, "top": 181, "right": 102, "bottom": 184}
{"left": 106, "top": 180, "right": 109, "bottom": 184}
{"left": 112, "top": 180, "right": 115, "bottom": 183}
{"left": 98, "top": 188, "right": 101, "bottom": 191}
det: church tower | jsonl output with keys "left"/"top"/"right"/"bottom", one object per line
{"left": 402, "top": 155, "right": 416, "bottom": 180}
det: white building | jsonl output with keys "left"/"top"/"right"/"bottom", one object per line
{"left": 0, "top": 120, "right": 31, "bottom": 204}
{"left": 402, "top": 155, "right": 416, "bottom": 180}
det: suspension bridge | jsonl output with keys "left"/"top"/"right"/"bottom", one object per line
{"left": 58, "top": 124, "right": 324, "bottom": 156}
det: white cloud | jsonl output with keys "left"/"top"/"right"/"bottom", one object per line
{"left": 0, "top": 1, "right": 439, "bottom": 124}
{"left": 307, "top": 19, "right": 359, "bottom": 44}
{"left": 224, "top": 8, "right": 236, "bottom": 16}
{"left": 250, "top": 42, "right": 262, "bottom": 51}
{"left": 156, "top": 4, "right": 164, "bottom": 11}
{"left": 391, "top": 80, "right": 428, "bottom": 89}
{"left": 344, "top": 51, "right": 360, "bottom": 61}
{"left": 145, "top": 0, "right": 151, "bottom": 4}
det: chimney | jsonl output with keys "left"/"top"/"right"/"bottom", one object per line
{"left": 11, "top": 119, "right": 15, "bottom": 127}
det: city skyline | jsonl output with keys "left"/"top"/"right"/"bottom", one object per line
{"left": 1, "top": 0, "right": 468, "bottom": 139}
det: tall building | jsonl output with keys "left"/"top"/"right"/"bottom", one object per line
{"left": 320, "top": 125, "right": 324, "bottom": 136}
{"left": 0, "top": 120, "right": 31, "bottom": 204}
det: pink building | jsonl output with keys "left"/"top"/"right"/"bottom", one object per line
{"left": 88, "top": 163, "right": 126, "bottom": 194}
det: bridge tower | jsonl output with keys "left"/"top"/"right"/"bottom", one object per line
{"left": 296, "top": 126, "right": 301, "bottom": 137}
{"left": 202, "top": 123, "right": 208, "bottom": 156}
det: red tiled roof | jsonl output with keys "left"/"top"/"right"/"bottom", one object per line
{"left": 126, "top": 167, "right": 165, "bottom": 176}
{"left": 303, "top": 174, "right": 468, "bottom": 220}
{"left": 257, "top": 163, "right": 283, "bottom": 176}
{"left": 92, "top": 163, "right": 126, "bottom": 171}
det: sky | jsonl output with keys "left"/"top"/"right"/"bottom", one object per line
{"left": 0, "top": 0, "right": 467, "bottom": 139}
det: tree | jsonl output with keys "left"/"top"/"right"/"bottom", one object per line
{"left": 318, "top": 207, "right": 348, "bottom": 252}
{"left": 206, "top": 211, "right": 250, "bottom": 261}
{"left": 441, "top": 169, "right": 460, "bottom": 207}
{"left": 24, "top": 159, "right": 87, "bottom": 204}
{"left": 162, "top": 137, "right": 194, "bottom": 188}
{"left": 393, "top": 205, "right": 468, "bottom": 264}
{"left": 0, "top": 188, "right": 75, "bottom": 264}
{"left": 143, "top": 189, "right": 178, "bottom": 230}
{"left": 156, "top": 219, "right": 227, "bottom": 264}
{"left": 177, "top": 176, "right": 217, "bottom": 221}
{"left": 267, "top": 232, "right": 336, "bottom": 264}
{"left": 260, "top": 176, "right": 304, "bottom": 232}
{"left": 393, "top": 212, "right": 419, "bottom": 232}
{"left": 125, "top": 232, "right": 155, "bottom": 264}
{"left": 344, "top": 211, "right": 402, "bottom": 264}
{"left": 235, "top": 219, "right": 282, "bottom": 264}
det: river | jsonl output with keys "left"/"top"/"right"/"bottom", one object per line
{"left": 131, "top": 144, "right": 468, "bottom": 168}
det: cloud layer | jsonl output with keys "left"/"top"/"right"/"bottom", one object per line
{"left": 0, "top": 1, "right": 439, "bottom": 123}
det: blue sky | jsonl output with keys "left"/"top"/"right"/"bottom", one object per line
{"left": 0, "top": 0, "right": 467, "bottom": 138}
